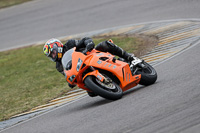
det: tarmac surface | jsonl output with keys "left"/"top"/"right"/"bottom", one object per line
{"left": 0, "top": 0, "right": 200, "bottom": 51}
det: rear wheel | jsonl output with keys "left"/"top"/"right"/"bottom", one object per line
{"left": 84, "top": 75, "right": 123, "bottom": 100}
{"left": 136, "top": 62, "right": 157, "bottom": 86}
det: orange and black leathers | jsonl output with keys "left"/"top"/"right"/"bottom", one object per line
{"left": 56, "top": 38, "right": 133, "bottom": 74}
{"left": 56, "top": 37, "right": 95, "bottom": 74}
{"left": 95, "top": 41, "right": 133, "bottom": 61}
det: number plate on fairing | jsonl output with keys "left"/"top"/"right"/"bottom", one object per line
{"left": 131, "top": 57, "right": 142, "bottom": 66}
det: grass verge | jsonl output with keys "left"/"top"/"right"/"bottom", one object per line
{"left": 0, "top": 0, "right": 32, "bottom": 9}
{"left": 0, "top": 35, "right": 157, "bottom": 121}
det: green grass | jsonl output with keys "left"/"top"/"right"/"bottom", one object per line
{"left": 0, "top": 0, "right": 32, "bottom": 9}
{"left": 0, "top": 36, "right": 151, "bottom": 121}
{"left": 0, "top": 45, "right": 70, "bottom": 121}
{"left": 93, "top": 36, "right": 140, "bottom": 54}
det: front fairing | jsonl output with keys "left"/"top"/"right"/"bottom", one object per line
{"left": 62, "top": 48, "right": 87, "bottom": 84}
{"left": 62, "top": 49, "right": 141, "bottom": 92}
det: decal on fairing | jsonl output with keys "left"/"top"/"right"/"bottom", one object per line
{"left": 97, "top": 75, "right": 102, "bottom": 80}
{"left": 96, "top": 53, "right": 104, "bottom": 56}
{"left": 104, "top": 63, "right": 108, "bottom": 66}
{"left": 97, "top": 60, "right": 102, "bottom": 64}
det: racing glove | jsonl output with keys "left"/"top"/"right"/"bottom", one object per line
{"left": 82, "top": 38, "right": 95, "bottom": 54}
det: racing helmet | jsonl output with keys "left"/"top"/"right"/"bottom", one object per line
{"left": 43, "top": 38, "right": 63, "bottom": 62}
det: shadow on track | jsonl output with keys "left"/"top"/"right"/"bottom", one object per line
{"left": 64, "top": 82, "right": 159, "bottom": 115}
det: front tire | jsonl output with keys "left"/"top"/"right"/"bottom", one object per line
{"left": 136, "top": 62, "right": 157, "bottom": 86}
{"left": 84, "top": 76, "right": 123, "bottom": 100}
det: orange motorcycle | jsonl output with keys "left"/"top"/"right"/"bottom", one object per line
{"left": 62, "top": 47, "right": 157, "bottom": 100}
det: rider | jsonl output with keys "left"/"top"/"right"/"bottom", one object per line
{"left": 43, "top": 37, "right": 135, "bottom": 94}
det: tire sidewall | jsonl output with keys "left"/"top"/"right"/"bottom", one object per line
{"left": 84, "top": 76, "right": 123, "bottom": 100}
{"left": 136, "top": 62, "right": 157, "bottom": 86}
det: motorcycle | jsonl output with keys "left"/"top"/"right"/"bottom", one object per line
{"left": 62, "top": 47, "right": 157, "bottom": 100}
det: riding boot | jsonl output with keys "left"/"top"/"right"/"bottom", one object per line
{"left": 105, "top": 41, "right": 135, "bottom": 62}
{"left": 123, "top": 52, "right": 135, "bottom": 62}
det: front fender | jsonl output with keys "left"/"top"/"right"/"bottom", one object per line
{"left": 83, "top": 70, "right": 105, "bottom": 82}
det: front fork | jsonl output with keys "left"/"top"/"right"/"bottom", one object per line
{"left": 83, "top": 66, "right": 112, "bottom": 84}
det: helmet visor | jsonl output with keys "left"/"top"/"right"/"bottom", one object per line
{"left": 49, "top": 49, "right": 57, "bottom": 61}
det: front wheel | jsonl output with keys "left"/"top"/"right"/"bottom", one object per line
{"left": 136, "top": 62, "right": 157, "bottom": 86}
{"left": 84, "top": 75, "right": 123, "bottom": 100}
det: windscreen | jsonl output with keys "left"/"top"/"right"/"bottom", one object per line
{"left": 61, "top": 48, "right": 74, "bottom": 70}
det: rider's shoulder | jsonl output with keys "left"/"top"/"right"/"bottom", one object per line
{"left": 64, "top": 39, "right": 79, "bottom": 50}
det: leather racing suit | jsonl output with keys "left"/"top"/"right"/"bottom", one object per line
{"left": 56, "top": 37, "right": 133, "bottom": 74}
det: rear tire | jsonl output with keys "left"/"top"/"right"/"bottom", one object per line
{"left": 84, "top": 76, "right": 123, "bottom": 100}
{"left": 136, "top": 62, "right": 157, "bottom": 86}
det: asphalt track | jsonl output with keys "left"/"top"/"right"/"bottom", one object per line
{"left": 0, "top": 0, "right": 200, "bottom": 51}
{"left": 1, "top": 0, "right": 200, "bottom": 133}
